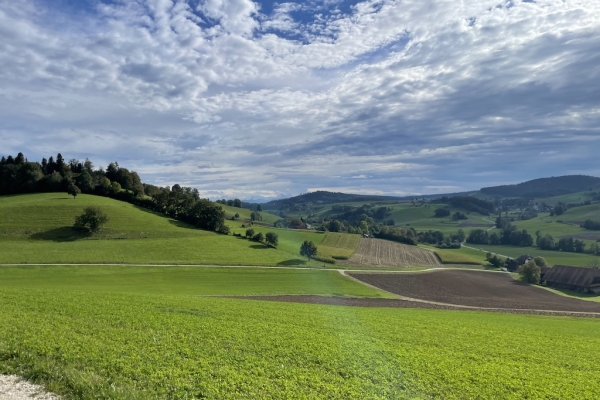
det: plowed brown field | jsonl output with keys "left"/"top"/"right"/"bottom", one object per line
{"left": 350, "top": 270, "right": 600, "bottom": 313}
{"left": 339, "top": 238, "right": 440, "bottom": 267}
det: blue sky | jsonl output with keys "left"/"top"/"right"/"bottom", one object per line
{"left": 1, "top": 0, "right": 599, "bottom": 201}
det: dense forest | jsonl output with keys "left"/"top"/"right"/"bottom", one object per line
{"left": 481, "top": 175, "right": 600, "bottom": 198}
{"left": 0, "top": 153, "right": 227, "bottom": 233}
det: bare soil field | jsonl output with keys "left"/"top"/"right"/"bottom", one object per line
{"left": 230, "top": 295, "right": 600, "bottom": 317}
{"left": 350, "top": 270, "right": 600, "bottom": 313}
{"left": 339, "top": 238, "right": 440, "bottom": 267}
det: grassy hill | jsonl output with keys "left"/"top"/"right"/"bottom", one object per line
{"left": 218, "top": 203, "right": 280, "bottom": 225}
{"left": 0, "top": 193, "right": 321, "bottom": 266}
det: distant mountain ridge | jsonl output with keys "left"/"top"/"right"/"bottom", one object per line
{"left": 262, "top": 175, "right": 600, "bottom": 209}
{"left": 262, "top": 191, "right": 407, "bottom": 210}
{"left": 481, "top": 175, "right": 600, "bottom": 198}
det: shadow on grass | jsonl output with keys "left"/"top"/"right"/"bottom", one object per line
{"left": 249, "top": 244, "right": 270, "bottom": 249}
{"left": 167, "top": 219, "right": 198, "bottom": 230}
{"left": 277, "top": 259, "right": 307, "bottom": 266}
{"left": 29, "top": 227, "right": 91, "bottom": 242}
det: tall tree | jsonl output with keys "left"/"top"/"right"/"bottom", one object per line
{"left": 300, "top": 240, "right": 318, "bottom": 261}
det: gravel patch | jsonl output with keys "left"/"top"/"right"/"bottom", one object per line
{"left": 0, "top": 376, "right": 60, "bottom": 400}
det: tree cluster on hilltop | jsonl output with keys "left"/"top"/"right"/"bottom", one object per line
{"left": 0, "top": 152, "right": 227, "bottom": 233}
{"left": 481, "top": 175, "right": 600, "bottom": 198}
{"left": 432, "top": 196, "right": 495, "bottom": 216}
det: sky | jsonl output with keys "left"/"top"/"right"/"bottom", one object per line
{"left": 1, "top": 0, "right": 599, "bottom": 201}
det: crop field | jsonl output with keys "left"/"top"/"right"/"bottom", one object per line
{"left": 351, "top": 270, "right": 600, "bottom": 313}
{"left": 318, "top": 233, "right": 361, "bottom": 259}
{"left": 2, "top": 267, "right": 600, "bottom": 399}
{"left": 426, "top": 246, "right": 485, "bottom": 265}
{"left": 340, "top": 238, "right": 440, "bottom": 267}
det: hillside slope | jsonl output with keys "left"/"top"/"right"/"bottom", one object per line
{"left": 0, "top": 193, "right": 310, "bottom": 265}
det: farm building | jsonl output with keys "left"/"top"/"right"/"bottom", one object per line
{"left": 506, "top": 254, "right": 533, "bottom": 272}
{"left": 544, "top": 265, "right": 600, "bottom": 294}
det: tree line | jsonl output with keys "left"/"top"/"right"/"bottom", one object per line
{"left": 0, "top": 152, "right": 227, "bottom": 233}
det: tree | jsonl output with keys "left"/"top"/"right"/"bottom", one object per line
{"left": 537, "top": 234, "right": 554, "bottom": 250}
{"left": 233, "top": 199, "right": 242, "bottom": 208}
{"left": 586, "top": 258, "right": 600, "bottom": 270}
{"left": 256, "top": 204, "right": 262, "bottom": 211}
{"left": 434, "top": 208, "right": 450, "bottom": 217}
{"left": 74, "top": 206, "right": 109, "bottom": 233}
{"left": 67, "top": 181, "right": 81, "bottom": 199}
{"left": 185, "top": 199, "right": 226, "bottom": 231}
{"left": 234, "top": 213, "right": 240, "bottom": 219}
{"left": 518, "top": 261, "right": 541, "bottom": 284}
{"left": 253, "top": 232, "right": 264, "bottom": 242}
{"left": 300, "top": 240, "right": 317, "bottom": 260}
{"left": 245, "top": 228, "right": 255, "bottom": 238}
{"left": 265, "top": 232, "right": 278, "bottom": 247}
{"left": 533, "top": 256, "right": 547, "bottom": 267}
{"left": 486, "top": 252, "right": 504, "bottom": 268}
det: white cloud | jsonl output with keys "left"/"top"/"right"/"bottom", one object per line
{"left": 0, "top": 0, "right": 599, "bottom": 197}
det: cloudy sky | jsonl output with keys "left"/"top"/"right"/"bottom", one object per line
{"left": 1, "top": 0, "right": 599, "bottom": 200}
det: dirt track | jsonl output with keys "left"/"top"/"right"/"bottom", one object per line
{"left": 350, "top": 270, "right": 600, "bottom": 313}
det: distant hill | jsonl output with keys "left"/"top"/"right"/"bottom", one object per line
{"left": 262, "top": 191, "right": 406, "bottom": 211}
{"left": 262, "top": 175, "right": 600, "bottom": 211}
{"left": 481, "top": 175, "right": 600, "bottom": 198}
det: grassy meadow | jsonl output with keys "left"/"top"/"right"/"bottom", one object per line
{"left": 0, "top": 265, "right": 388, "bottom": 297}
{"left": 1, "top": 268, "right": 600, "bottom": 399}
{"left": 2, "top": 194, "right": 600, "bottom": 398}
{"left": 0, "top": 193, "right": 323, "bottom": 266}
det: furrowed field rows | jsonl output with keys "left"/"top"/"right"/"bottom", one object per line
{"left": 341, "top": 238, "right": 441, "bottom": 267}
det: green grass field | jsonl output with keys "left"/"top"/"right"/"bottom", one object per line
{"left": 0, "top": 266, "right": 389, "bottom": 297}
{"left": 1, "top": 267, "right": 600, "bottom": 399}
{"left": 465, "top": 244, "right": 599, "bottom": 267}
{"left": 0, "top": 193, "right": 318, "bottom": 266}
{"left": 218, "top": 203, "right": 280, "bottom": 225}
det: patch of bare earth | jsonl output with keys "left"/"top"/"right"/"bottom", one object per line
{"left": 350, "top": 270, "right": 600, "bottom": 313}
{"left": 338, "top": 238, "right": 440, "bottom": 268}
{"left": 0, "top": 376, "right": 60, "bottom": 400}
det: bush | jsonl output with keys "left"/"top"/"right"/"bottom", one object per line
{"left": 434, "top": 208, "right": 451, "bottom": 217}
{"left": 245, "top": 228, "right": 255, "bottom": 238}
{"left": 314, "top": 256, "right": 336, "bottom": 264}
{"left": 331, "top": 255, "right": 349, "bottom": 260}
{"left": 252, "top": 232, "right": 264, "bottom": 242}
{"left": 74, "top": 206, "right": 109, "bottom": 233}
{"left": 216, "top": 225, "right": 230, "bottom": 235}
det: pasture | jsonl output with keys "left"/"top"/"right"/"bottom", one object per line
{"left": 468, "top": 244, "right": 598, "bottom": 267}
{"left": 0, "top": 193, "right": 317, "bottom": 266}
{"left": 1, "top": 266, "right": 600, "bottom": 399}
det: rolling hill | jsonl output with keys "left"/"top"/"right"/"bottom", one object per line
{"left": 0, "top": 193, "right": 319, "bottom": 266}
